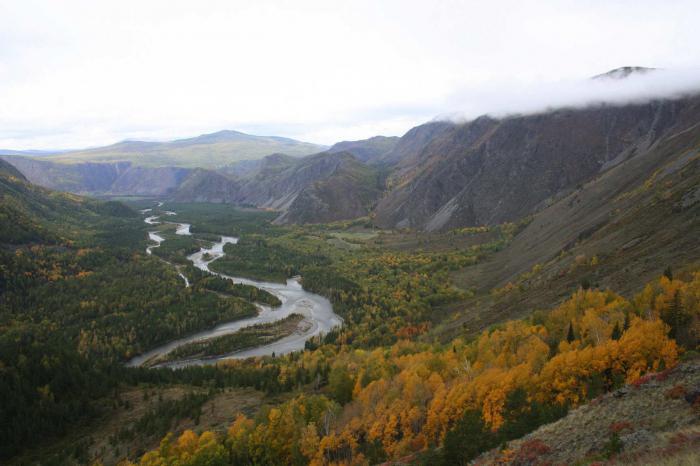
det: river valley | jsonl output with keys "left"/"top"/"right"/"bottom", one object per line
{"left": 128, "top": 207, "right": 342, "bottom": 368}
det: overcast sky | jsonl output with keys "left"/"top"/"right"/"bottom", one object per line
{"left": 1, "top": 0, "right": 699, "bottom": 150}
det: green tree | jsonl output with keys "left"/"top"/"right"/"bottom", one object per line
{"left": 328, "top": 366, "right": 353, "bottom": 405}
{"left": 566, "top": 321, "right": 576, "bottom": 343}
{"left": 611, "top": 322, "right": 622, "bottom": 340}
{"left": 441, "top": 410, "right": 500, "bottom": 466}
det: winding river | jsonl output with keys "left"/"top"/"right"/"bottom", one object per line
{"left": 128, "top": 207, "right": 343, "bottom": 368}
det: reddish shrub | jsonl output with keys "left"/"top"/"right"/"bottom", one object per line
{"left": 631, "top": 368, "right": 675, "bottom": 388}
{"left": 665, "top": 384, "right": 687, "bottom": 399}
{"left": 609, "top": 421, "right": 632, "bottom": 433}
{"left": 513, "top": 439, "right": 551, "bottom": 465}
{"left": 631, "top": 374, "right": 655, "bottom": 388}
{"left": 654, "top": 367, "right": 674, "bottom": 382}
{"left": 668, "top": 432, "right": 691, "bottom": 446}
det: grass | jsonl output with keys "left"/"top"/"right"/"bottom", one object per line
{"left": 635, "top": 449, "right": 700, "bottom": 466}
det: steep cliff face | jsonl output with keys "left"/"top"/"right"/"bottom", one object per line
{"left": 375, "top": 96, "right": 700, "bottom": 230}
{"left": 107, "top": 166, "right": 190, "bottom": 196}
{"left": 0, "top": 157, "right": 188, "bottom": 196}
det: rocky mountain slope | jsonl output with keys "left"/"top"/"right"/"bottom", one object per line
{"left": 23, "top": 129, "right": 324, "bottom": 168}
{"left": 273, "top": 152, "right": 382, "bottom": 224}
{"left": 435, "top": 104, "right": 700, "bottom": 342}
{"left": 375, "top": 120, "right": 454, "bottom": 168}
{"left": 375, "top": 94, "right": 700, "bottom": 231}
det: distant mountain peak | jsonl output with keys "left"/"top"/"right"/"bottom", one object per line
{"left": 592, "top": 66, "right": 656, "bottom": 80}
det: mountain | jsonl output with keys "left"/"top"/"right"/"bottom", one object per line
{"left": 374, "top": 95, "right": 700, "bottom": 231}
{"left": 25, "top": 130, "right": 325, "bottom": 168}
{"left": 0, "top": 149, "right": 62, "bottom": 156}
{"left": 273, "top": 152, "right": 382, "bottom": 224}
{"left": 327, "top": 135, "right": 399, "bottom": 163}
{"left": 0, "top": 158, "right": 27, "bottom": 180}
{"left": 218, "top": 153, "right": 299, "bottom": 179}
{"left": 439, "top": 108, "right": 700, "bottom": 341}
{"left": 592, "top": 65, "right": 656, "bottom": 80}
{"left": 375, "top": 120, "right": 454, "bottom": 168}
{"left": 169, "top": 169, "right": 241, "bottom": 203}
{"left": 1, "top": 156, "right": 188, "bottom": 196}
{"left": 229, "top": 151, "right": 382, "bottom": 223}
{"left": 3, "top": 148, "right": 383, "bottom": 223}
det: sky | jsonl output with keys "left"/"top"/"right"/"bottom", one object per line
{"left": 1, "top": 0, "right": 699, "bottom": 150}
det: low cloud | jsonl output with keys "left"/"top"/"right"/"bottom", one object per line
{"left": 442, "top": 67, "right": 700, "bottom": 123}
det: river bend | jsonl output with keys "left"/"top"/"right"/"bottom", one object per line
{"left": 128, "top": 207, "right": 342, "bottom": 368}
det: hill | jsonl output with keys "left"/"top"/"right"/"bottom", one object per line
{"left": 477, "top": 358, "right": 700, "bottom": 465}
{"left": 28, "top": 129, "right": 324, "bottom": 168}
{"left": 0, "top": 158, "right": 138, "bottom": 245}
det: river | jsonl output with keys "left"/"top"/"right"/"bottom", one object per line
{"left": 127, "top": 207, "right": 343, "bottom": 368}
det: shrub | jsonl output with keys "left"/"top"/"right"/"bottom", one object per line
{"left": 513, "top": 439, "right": 551, "bottom": 465}
{"left": 609, "top": 421, "right": 632, "bottom": 433}
{"left": 665, "top": 384, "right": 687, "bottom": 400}
{"left": 603, "top": 432, "right": 624, "bottom": 458}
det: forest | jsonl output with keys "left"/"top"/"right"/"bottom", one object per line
{"left": 2, "top": 178, "right": 699, "bottom": 465}
{"left": 125, "top": 270, "right": 700, "bottom": 465}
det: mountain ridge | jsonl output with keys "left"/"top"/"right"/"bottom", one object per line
{"left": 9, "top": 129, "right": 325, "bottom": 169}
{"left": 374, "top": 94, "right": 700, "bottom": 230}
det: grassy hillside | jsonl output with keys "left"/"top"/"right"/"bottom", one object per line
{"left": 40, "top": 130, "right": 324, "bottom": 168}
{"left": 478, "top": 357, "right": 700, "bottom": 465}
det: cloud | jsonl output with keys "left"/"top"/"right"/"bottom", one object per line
{"left": 1, "top": 1, "right": 699, "bottom": 149}
{"left": 440, "top": 67, "right": 700, "bottom": 123}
